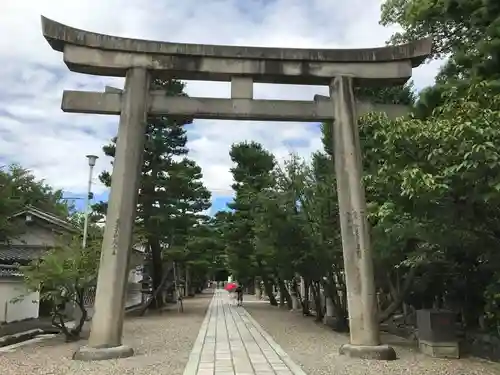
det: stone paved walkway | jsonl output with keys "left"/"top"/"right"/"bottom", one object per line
{"left": 183, "top": 290, "right": 306, "bottom": 375}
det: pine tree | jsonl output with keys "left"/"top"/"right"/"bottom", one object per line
{"left": 224, "top": 141, "right": 277, "bottom": 303}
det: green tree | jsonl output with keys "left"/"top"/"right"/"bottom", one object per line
{"left": 214, "top": 78, "right": 500, "bottom": 336}
{"left": 359, "top": 80, "right": 500, "bottom": 329}
{"left": 0, "top": 164, "right": 71, "bottom": 241}
{"left": 378, "top": 1, "right": 500, "bottom": 331}
{"left": 224, "top": 141, "right": 277, "bottom": 304}
{"left": 184, "top": 216, "right": 225, "bottom": 293}
{"left": 19, "top": 234, "right": 100, "bottom": 341}
{"left": 355, "top": 82, "right": 416, "bottom": 105}
{"left": 95, "top": 79, "right": 211, "bottom": 308}
{"left": 380, "top": 0, "right": 500, "bottom": 116}
{"left": 218, "top": 82, "right": 415, "bottom": 325}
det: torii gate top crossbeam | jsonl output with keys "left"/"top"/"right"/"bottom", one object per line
{"left": 41, "top": 16, "right": 432, "bottom": 86}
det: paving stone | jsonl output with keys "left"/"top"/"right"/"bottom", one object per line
{"left": 235, "top": 365, "right": 254, "bottom": 372}
{"left": 199, "top": 363, "right": 214, "bottom": 369}
{"left": 253, "top": 364, "right": 273, "bottom": 372}
{"left": 214, "top": 368, "right": 231, "bottom": 372}
{"left": 273, "top": 364, "right": 290, "bottom": 371}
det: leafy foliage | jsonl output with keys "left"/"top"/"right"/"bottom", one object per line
{"left": 0, "top": 164, "right": 71, "bottom": 241}
{"left": 20, "top": 235, "right": 100, "bottom": 341}
{"left": 224, "top": 142, "right": 276, "bottom": 291}
{"left": 380, "top": 0, "right": 500, "bottom": 116}
{"left": 378, "top": 0, "right": 500, "bottom": 331}
{"left": 219, "top": 79, "right": 500, "bottom": 334}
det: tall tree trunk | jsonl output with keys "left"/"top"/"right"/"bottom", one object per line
{"left": 324, "top": 272, "right": 349, "bottom": 331}
{"left": 326, "top": 272, "right": 342, "bottom": 312}
{"left": 262, "top": 274, "right": 278, "bottom": 306}
{"left": 255, "top": 278, "right": 262, "bottom": 300}
{"left": 71, "top": 288, "right": 88, "bottom": 340}
{"left": 185, "top": 264, "right": 191, "bottom": 297}
{"left": 142, "top": 165, "right": 165, "bottom": 309}
{"left": 378, "top": 267, "right": 418, "bottom": 323}
{"left": 311, "top": 281, "right": 324, "bottom": 321}
{"left": 277, "top": 278, "right": 292, "bottom": 308}
{"left": 290, "top": 278, "right": 301, "bottom": 310}
{"left": 301, "top": 278, "right": 312, "bottom": 316}
{"left": 247, "top": 281, "right": 255, "bottom": 295}
{"left": 285, "top": 281, "right": 293, "bottom": 309}
{"left": 139, "top": 264, "right": 174, "bottom": 315}
{"left": 149, "top": 238, "right": 164, "bottom": 309}
{"left": 279, "top": 286, "right": 285, "bottom": 307}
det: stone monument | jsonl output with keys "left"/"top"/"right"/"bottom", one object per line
{"left": 40, "top": 15, "right": 431, "bottom": 361}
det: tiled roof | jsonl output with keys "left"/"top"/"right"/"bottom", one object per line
{"left": 0, "top": 245, "right": 47, "bottom": 263}
{"left": 0, "top": 264, "right": 23, "bottom": 278}
{"left": 10, "top": 205, "right": 78, "bottom": 233}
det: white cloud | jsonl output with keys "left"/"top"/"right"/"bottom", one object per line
{"left": 0, "top": 0, "right": 443, "bottom": 202}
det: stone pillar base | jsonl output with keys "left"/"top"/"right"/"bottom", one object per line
{"left": 339, "top": 344, "right": 397, "bottom": 361}
{"left": 418, "top": 339, "right": 459, "bottom": 359}
{"left": 73, "top": 345, "right": 134, "bottom": 361}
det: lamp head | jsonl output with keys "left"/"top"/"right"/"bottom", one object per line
{"left": 86, "top": 154, "right": 98, "bottom": 167}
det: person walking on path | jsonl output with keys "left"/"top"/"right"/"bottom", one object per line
{"left": 235, "top": 284, "right": 244, "bottom": 306}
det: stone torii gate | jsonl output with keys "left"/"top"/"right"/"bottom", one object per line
{"left": 41, "top": 16, "right": 431, "bottom": 361}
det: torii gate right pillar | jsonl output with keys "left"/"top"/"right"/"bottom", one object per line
{"left": 331, "top": 76, "right": 395, "bottom": 360}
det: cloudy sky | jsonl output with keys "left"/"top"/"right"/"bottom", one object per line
{"left": 0, "top": 0, "right": 444, "bottom": 214}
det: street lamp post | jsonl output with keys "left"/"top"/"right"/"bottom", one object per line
{"left": 82, "top": 155, "right": 98, "bottom": 249}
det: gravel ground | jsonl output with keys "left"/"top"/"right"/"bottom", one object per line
{"left": 244, "top": 301, "right": 500, "bottom": 375}
{"left": 0, "top": 291, "right": 213, "bottom": 375}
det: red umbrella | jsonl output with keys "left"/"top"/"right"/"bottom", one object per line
{"left": 225, "top": 282, "right": 237, "bottom": 292}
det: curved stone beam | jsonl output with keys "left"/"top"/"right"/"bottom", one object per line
{"left": 41, "top": 16, "right": 432, "bottom": 84}
{"left": 41, "top": 16, "right": 431, "bottom": 65}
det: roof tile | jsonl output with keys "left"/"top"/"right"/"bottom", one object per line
{"left": 0, "top": 245, "right": 47, "bottom": 263}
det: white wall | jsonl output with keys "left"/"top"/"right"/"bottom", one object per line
{"left": 0, "top": 280, "right": 39, "bottom": 323}
{"left": 8, "top": 219, "right": 58, "bottom": 247}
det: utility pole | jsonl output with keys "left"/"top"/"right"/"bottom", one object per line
{"left": 82, "top": 155, "right": 98, "bottom": 249}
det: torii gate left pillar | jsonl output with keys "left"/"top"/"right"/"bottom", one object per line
{"left": 40, "top": 16, "right": 431, "bottom": 361}
{"left": 75, "top": 68, "right": 150, "bottom": 360}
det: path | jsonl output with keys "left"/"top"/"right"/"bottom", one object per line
{"left": 183, "top": 290, "right": 305, "bottom": 375}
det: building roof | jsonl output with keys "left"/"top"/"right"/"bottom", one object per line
{"left": 0, "top": 206, "right": 75, "bottom": 265}
{"left": 0, "top": 264, "right": 24, "bottom": 278}
{"left": 1, "top": 206, "right": 144, "bottom": 265}
{"left": 0, "top": 245, "right": 47, "bottom": 264}
{"left": 10, "top": 205, "right": 78, "bottom": 233}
